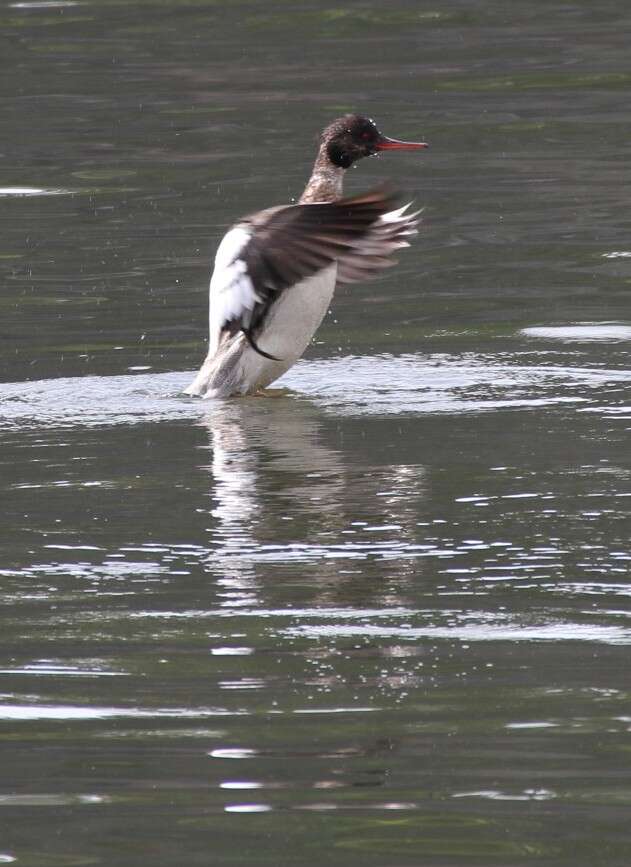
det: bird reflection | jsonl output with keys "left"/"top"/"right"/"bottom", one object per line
{"left": 198, "top": 394, "right": 429, "bottom": 605}
{"left": 201, "top": 394, "right": 346, "bottom": 534}
{"left": 197, "top": 396, "right": 345, "bottom": 605}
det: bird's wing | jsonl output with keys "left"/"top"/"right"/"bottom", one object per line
{"left": 208, "top": 188, "right": 420, "bottom": 358}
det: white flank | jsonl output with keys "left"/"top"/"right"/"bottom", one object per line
{"left": 208, "top": 227, "right": 255, "bottom": 355}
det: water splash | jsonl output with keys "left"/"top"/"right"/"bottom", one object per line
{"left": 1, "top": 351, "right": 630, "bottom": 430}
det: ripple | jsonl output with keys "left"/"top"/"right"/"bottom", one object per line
{"left": 287, "top": 353, "right": 628, "bottom": 416}
{"left": 0, "top": 660, "right": 127, "bottom": 677}
{"left": 210, "top": 748, "right": 258, "bottom": 759}
{"left": 0, "top": 704, "right": 245, "bottom": 721}
{"left": 0, "top": 186, "right": 75, "bottom": 197}
{"left": 0, "top": 794, "right": 108, "bottom": 807}
{"left": 453, "top": 788, "right": 556, "bottom": 801}
{"left": 1, "top": 351, "right": 630, "bottom": 429}
{"left": 283, "top": 617, "right": 631, "bottom": 645}
{"left": 220, "top": 782, "right": 265, "bottom": 790}
{"left": 124, "top": 606, "right": 631, "bottom": 646}
{"left": 523, "top": 323, "right": 631, "bottom": 342}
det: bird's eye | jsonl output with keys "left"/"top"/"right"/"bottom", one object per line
{"left": 361, "top": 132, "right": 371, "bottom": 140}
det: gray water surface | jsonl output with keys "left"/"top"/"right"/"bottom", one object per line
{"left": 2, "top": 0, "right": 631, "bottom": 865}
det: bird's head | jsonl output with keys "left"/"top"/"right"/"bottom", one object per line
{"left": 322, "top": 114, "right": 428, "bottom": 169}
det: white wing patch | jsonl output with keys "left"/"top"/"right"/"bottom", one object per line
{"left": 208, "top": 226, "right": 257, "bottom": 354}
{"left": 334, "top": 202, "right": 422, "bottom": 283}
{"left": 380, "top": 202, "right": 422, "bottom": 231}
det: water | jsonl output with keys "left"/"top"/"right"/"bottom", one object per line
{"left": 2, "top": 0, "right": 631, "bottom": 864}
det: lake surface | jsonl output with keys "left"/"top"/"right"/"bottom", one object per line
{"left": 2, "top": 1, "right": 631, "bottom": 864}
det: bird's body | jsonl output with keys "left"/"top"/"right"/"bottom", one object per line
{"left": 185, "top": 115, "right": 427, "bottom": 399}
{"left": 185, "top": 260, "right": 337, "bottom": 398}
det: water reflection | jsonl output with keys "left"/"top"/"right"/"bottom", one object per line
{"left": 198, "top": 395, "right": 429, "bottom": 605}
{"left": 199, "top": 397, "right": 346, "bottom": 610}
{"left": 202, "top": 396, "right": 347, "bottom": 558}
{"left": 5, "top": 0, "right": 631, "bottom": 861}
{"left": 200, "top": 396, "right": 352, "bottom": 609}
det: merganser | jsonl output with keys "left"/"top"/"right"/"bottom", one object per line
{"left": 184, "top": 114, "right": 428, "bottom": 399}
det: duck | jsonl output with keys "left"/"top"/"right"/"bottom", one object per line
{"left": 184, "top": 114, "right": 427, "bottom": 399}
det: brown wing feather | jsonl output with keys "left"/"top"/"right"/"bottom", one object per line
{"left": 221, "top": 188, "right": 420, "bottom": 354}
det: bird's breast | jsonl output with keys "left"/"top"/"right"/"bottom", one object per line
{"left": 256, "top": 264, "right": 337, "bottom": 361}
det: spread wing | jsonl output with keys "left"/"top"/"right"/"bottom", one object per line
{"left": 207, "top": 188, "right": 420, "bottom": 358}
